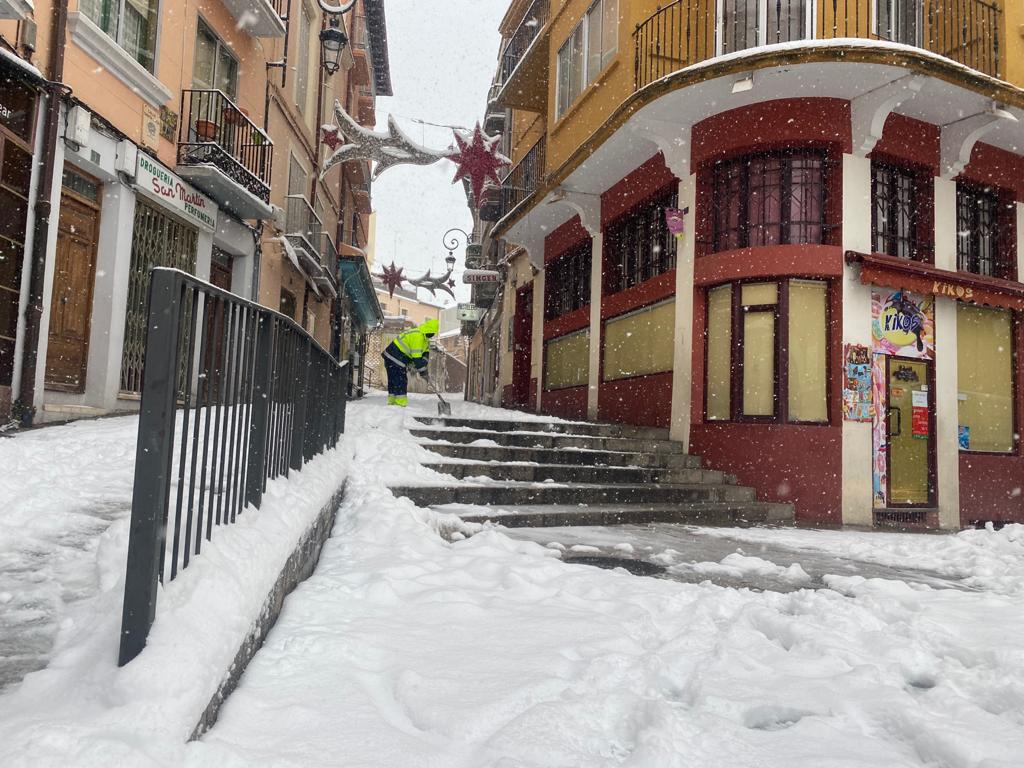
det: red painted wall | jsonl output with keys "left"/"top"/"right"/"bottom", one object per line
{"left": 601, "top": 152, "right": 677, "bottom": 226}
{"left": 544, "top": 216, "right": 589, "bottom": 264}
{"left": 872, "top": 113, "right": 940, "bottom": 172}
{"left": 694, "top": 245, "right": 844, "bottom": 285}
{"left": 689, "top": 423, "right": 843, "bottom": 525}
{"left": 963, "top": 142, "right": 1024, "bottom": 200}
{"left": 544, "top": 306, "right": 589, "bottom": 339}
{"left": 599, "top": 371, "right": 673, "bottom": 428}
{"left": 542, "top": 386, "right": 588, "bottom": 421}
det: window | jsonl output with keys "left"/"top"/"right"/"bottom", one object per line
{"left": 704, "top": 279, "right": 829, "bottom": 422}
{"left": 720, "top": 0, "right": 811, "bottom": 54}
{"left": 605, "top": 184, "right": 678, "bottom": 295}
{"left": 545, "top": 240, "right": 592, "bottom": 320}
{"left": 872, "top": 160, "right": 930, "bottom": 261}
{"left": 0, "top": 131, "right": 32, "bottom": 388}
{"left": 712, "top": 151, "right": 826, "bottom": 252}
{"left": 280, "top": 289, "right": 297, "bottom": 320}
{"left": 544, "top": 331, "right": 589, "bottom": 390}
{"left": 957, "top": 182, "right": 1011, "bottom": 279}
{"left": 876, "top": 0, "right": 920, "bottom": 46}
{"left": 295, "top": 4, "right": 312, "bottom": 114}
{"left": 957, "top": 305, "right": 1014, "bottom": 453}
{"left": 603, "top": 300, "right": 675, "bottom": 381}
{"left": 193, "top": 19, "right": 239, "bottom": 100}
{"left": 556, "top": 0, "right": 618, "bottom": 118}
{"left": 81, "top": 0, "right": 160, "bottom": 72}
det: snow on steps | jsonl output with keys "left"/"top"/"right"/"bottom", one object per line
{"left": 395, "top": 416, "right": 794, "bottom": 527}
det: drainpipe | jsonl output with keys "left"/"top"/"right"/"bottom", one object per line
{"left": 16, "top": 0, "right": 69, "bottom": 426}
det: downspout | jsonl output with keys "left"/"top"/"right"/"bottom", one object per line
{"left": 16, "top": 0, "right": 69, "bottom": 426}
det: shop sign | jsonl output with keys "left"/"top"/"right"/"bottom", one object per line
{"left": 463, "top": 269, "right": 500, "bottom": 284}
{"left": 457, "top": 303, "right": 480, "bottom": 322}
{"left": 135, "top": 153, "right": 217, "bottom": 232}
{"left": 932, "top": 280, "right": 974, "bottom": 302}
{"left": 872, "top": 289, "right": 934, "bottom": 360}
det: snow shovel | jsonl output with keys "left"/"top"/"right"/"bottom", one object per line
{"left": 424, "top": 375, "right": 452, "bottom": 416}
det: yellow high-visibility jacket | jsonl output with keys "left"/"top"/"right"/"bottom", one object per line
{"left": 383, "top": 318, "right": 438, "bottom": 370}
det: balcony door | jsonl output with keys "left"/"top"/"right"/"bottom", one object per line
{"left": 875, "top": 0, "right": 921, "bottom": 47}
{"left": 718, "top": 0, "right": 813, "bottom": 55}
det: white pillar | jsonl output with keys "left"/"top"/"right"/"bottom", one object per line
{"left": 669, "top": 174, "right": 697, "bottom": 447}
{"left": 587, "top": 233, "right": 603, "bottom": 420}
{"left": 933, "top": 175, "right": 961, "bottom": 528}
{"left": 531, "top": 268, "right": 544, "bottom": 412}
{"left": 841, "top": 154, "right": 875, "bottom": 525}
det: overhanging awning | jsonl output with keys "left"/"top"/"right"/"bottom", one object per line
{"left": 340, "top": 254, "right": 384, "bottom": 328}
{"left": 845, "top": 251, "right": 1024, "bottom": 312}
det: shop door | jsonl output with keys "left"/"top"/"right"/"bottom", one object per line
{"left": 886, "top": 357, "right": 934, "bottom": 506}
{"left": 511, "top": 285, "right": 532, "bottom": 406}
{"left": 45, "top": 195, "right": 99, "bottom": 392}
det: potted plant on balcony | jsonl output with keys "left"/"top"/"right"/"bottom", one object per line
{"left": 195, "top": 119, "right": 218, "bottom": 141}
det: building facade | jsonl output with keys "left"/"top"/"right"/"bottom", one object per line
{"left": 482, "top": 0, "right": 1024, "bottom": 529}
{"left": 0, "top": 0, "right": 385, "bottom": 426}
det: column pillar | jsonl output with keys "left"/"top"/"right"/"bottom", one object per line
{"left": 669, "top": 174, "right": 696, "bottom": 447}
{"left": 841, "top": 154, "right": 874, "bottom": 525}
{"left": 531, "top": 268, "right": 544, "bottom": 412}
{"left": 933, "top": 176, "right": 960, "bottom": 528}
{"left": 587, "top": 232, "right": 603, "bottom": 420}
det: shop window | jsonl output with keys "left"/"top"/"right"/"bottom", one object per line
{"left": 605, "top": 185, "right": 678, "bottom": 295}
{"left": 193, "top": 19, "right": 239, "bottom": 101}
{"left": 704, "top": 279, "right": 828, "bottom": 423}
{"left": 957, "top": 305, "right": 1014, "bottom": 453}
{"left": 956, "top": 182, "right": 1011, "bottom": 280}
{"left": 81, "top": 0, "right": 160, "bottom": 72}
{"left": 871, "top": 160, "right": 931, "bottom": 261}
{"left": 712, "top": 150, "right": 826, "bottom": 253}
{"left": 720, "top": 0, "right": 811, "bottom": 54}
{"left": 603, "top": 300, "right": 674, "bottom": 381}
{"left": 545, "top": 240, "right": 592, "bottom": 320}
{"left": 556, "top": 0, "right": 618, "bottom": 118}
{"left": 544, "top": 330, "right": 589, "bottom": 390}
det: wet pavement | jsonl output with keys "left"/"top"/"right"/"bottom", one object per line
{"left": 508, "top": 524, "right": 972, "bottom": 593}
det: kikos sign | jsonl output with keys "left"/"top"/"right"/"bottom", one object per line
{"left": 135, "top": 153, "right": 217, "bottom": 232}
{"left": 931, "top": 280, "right": 974, "bottom": 301}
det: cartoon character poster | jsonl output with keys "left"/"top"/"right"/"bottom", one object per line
{"left": 871, "top": 290, "right": 934, "bottom": 360}
{"left": 842, "top": 344, "right": 873, "bottom": 422}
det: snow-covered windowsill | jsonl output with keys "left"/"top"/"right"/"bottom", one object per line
{"left": 67, "top": 12, "right": 172, "bottom": 109}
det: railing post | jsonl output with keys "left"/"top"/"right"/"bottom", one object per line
{"left": 290, "top": 336, "right": 311, "bottom": 471}
{"left": 245, "top": 314, "right": 276, "bottom": 509}
{"left": 118, "top": 268, "right": 184, "bottom": 667}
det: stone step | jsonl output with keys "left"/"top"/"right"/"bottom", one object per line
{"left": 419, "top": 442, "right": 703, "bottom": 469}
{"left": 391, "top": 482, "right": 756, "bottom": 508}
{"left": 435, "top": 502, "right": 794, "bottom": 528}
{"left": 425, "top": 462, "right": 730, "bottom": 486}
{"left": 414, "top": 416, "right": 670, "bottom": 441}
{"left": 411, "top": 428, "right": 686, "bottom": 454}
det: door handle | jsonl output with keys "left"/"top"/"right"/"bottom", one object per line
{"left": 888, "top": 406, "right": 902, "bottom": 438}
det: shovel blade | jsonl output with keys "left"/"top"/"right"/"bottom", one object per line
{"left": 437, "top": 401, "right": 452, "bottom": 416}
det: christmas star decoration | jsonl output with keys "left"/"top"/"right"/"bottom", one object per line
{"left": 448, "top": 123, "right": 509, "bottom": 207}
{"left": 321, "top": 125, "right": 343, "bottom": 151}
{"left": 408, "top": 267, "right": 457, "bottom": 300}
{"left": 375, "top": 262, "right": 406, "bottom": 298}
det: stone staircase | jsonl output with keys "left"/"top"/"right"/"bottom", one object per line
{"left": 390, "top": 416, "right": 793, "bottom": 528}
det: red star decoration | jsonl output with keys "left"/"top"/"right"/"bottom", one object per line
{"left": 321, "top": 125, "right": 343, "bottom": 151}
{"left": 376, "top": 262, "right": 405, "bottom": 298}
{"left": 448, "top": 123, "right": 508, "bottom": 207}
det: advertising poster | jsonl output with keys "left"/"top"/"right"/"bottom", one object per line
{"left": 842, "top": 344, "right": 873, "bottom": 422}
{"left": 871, "top": 290, "right": 935, "bottom": 360}
{"left": 912, "top": 389, "right": 929, "bottom": 439}
{"left": 871, "top": 353, "right": 888, "bottom": 508}
{"left": 959, "top": 426, "right": 971, "bottom": 451}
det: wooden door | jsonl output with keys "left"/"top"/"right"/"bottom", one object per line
{"left": 511, "top": 285, "right": 533, "bottom": 406}
{"left": 45, "top": 195, "right": 99, "bottom": 392}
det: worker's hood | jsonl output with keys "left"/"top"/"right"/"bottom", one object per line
{"left": 418, "top": 318, "right": 440, "bottom": 336}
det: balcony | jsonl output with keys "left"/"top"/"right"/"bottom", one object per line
{"left": 357, "top": 86, "right": 376, "bottom": 127}
{"left": 314, "top": 233, "right": 340, "bottom": 297}
{"left": 177, "top": 90, "right": 274, "bottom": 220}
{"left": 221, "top": 0, "right": 286, "bottom": 38}
{"left": 634, "top": 0, "right": 1003, "bottom": 90}
{"left": 285, "top": 195, "right": 325, "bottom": 281}
{"left": 495, "top": 0, "right": 550, "bottom": 111}
{"left": 500, "top": 136, "right": 546, "bottom": 221}
{"left": 353, "top": 181, "right": 372, "bottom": 215}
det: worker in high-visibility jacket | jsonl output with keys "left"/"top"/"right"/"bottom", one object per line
{"left": 382, "top": 318, "right": 439, "bottom": 406}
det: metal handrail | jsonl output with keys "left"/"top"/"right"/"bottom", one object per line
{"left": 499, "top": 0, "right": 549, "bottom": 85}
{"left": 499, "top": 135, "right": 546, "bottom": 221}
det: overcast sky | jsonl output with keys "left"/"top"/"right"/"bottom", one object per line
{"left": 370, "top": 0, "right": 507, "bottom": 307}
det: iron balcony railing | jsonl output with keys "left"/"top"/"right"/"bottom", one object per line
{"left": 634, "top": 0, "right": 1002, "bottom": 90}
{"left": 178, "top": 89, "right": 273, "bottom": 203}
{"left": 499, "top": 0, "right": 549, "bottom": 85}
{"left": 285, "top": 194, "right": 324, "bottom": 261}
{"left": 500, "top": 135, "right": 546, "bottom": 220}
{"left": 118, "top": 268, "right": 348, "bottom": 665}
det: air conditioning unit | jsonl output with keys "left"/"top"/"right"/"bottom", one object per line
{"left": 65, "top": 105, "right": 92, "bottom": 147}
{"left": 115, "top": 140, "right": 138, "bottom": 178}
{"left": 271, "top": 204, "right": 286, "bottom": 231}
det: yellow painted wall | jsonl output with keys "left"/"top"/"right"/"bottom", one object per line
{"left": 376, "top": 291, "right": 442, "bottom": 327}
{"left": 1003, "top": 1, "right": 1024, "bottom": 89}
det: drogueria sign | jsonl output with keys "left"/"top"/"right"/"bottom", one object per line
{"left": 135, "top": 153, "right": 217, "bottom": 232}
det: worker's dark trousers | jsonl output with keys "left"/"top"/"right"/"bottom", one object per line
{"left": 383, "top": 355, "right": 408, "bottom": 396}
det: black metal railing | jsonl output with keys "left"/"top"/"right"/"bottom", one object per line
{"left": 118, "top": 268, "right": 348, "bottom": 666}
{"left": 634, "top": 0, "right": 1002, "bottom": 90}
{"left": 178, "top": 89, "right": 273, "bottom": 203}
{"left": 270, "top": 0, "right": 286, "bottom": 20}
{"left": 285, "top": 195, "right": 323, "bottom": 259}
{"left": 500, "top": 0, "right": 549, "bottom": 85}
{"left": 500, "top": 136, "right": 546, "bottom": 220}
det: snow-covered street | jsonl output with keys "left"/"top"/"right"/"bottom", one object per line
{"left": 2, "top": 395, "right": 1023, "bottom": 766}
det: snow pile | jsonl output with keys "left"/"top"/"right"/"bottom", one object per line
{"left": 674, "top": 552, "right": 813, "bottom": 584}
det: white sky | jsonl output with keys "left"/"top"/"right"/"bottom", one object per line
{"left": 370, "top": 0, "right": 507, "bottom": 307}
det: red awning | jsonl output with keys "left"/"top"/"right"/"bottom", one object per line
{"left": 845, "top": 251, "right": 1024, "bottom": 312}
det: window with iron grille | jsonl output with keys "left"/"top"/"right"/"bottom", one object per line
{"left": 712, "top": 150, "right": 826, "bottom": 253}
{"left": 605, "top": 185, "right": 678, "bottom": 295}
{"left": 545, "top": 240, "right": 592, "bottom": 320}
{"left": 956, "top": 182, "right": 1008, "bottom": 279}
{"left": 872, "top": 161, "right": 930, "bottom": 261}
